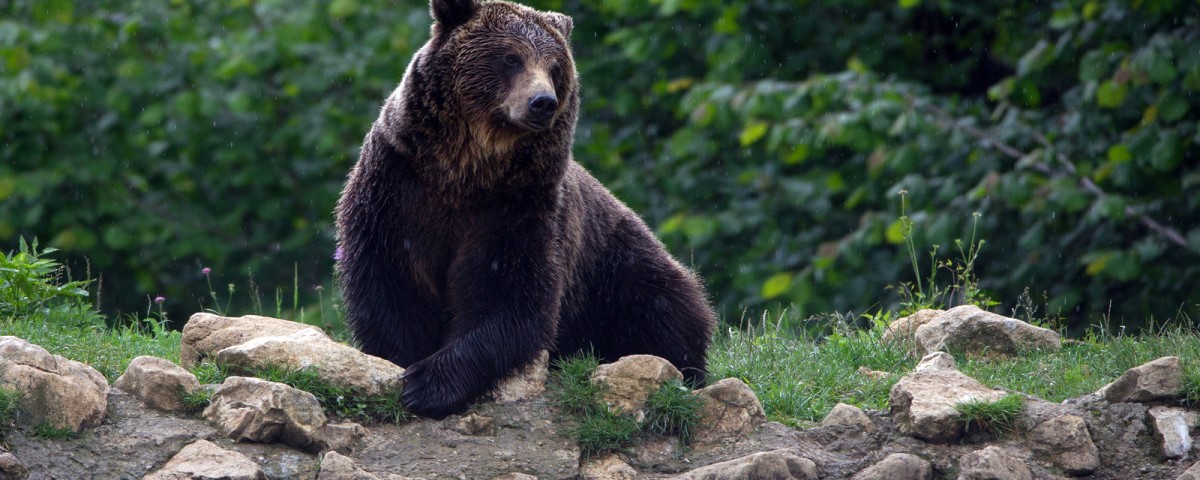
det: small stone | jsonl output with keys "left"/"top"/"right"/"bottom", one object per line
{"left": 1101, "top": 356, "right": 1183, "bottom": 403}
{"left": 0, "top": 445, "right": 28, "bottom": 480}
{"left": 956, "top": 446, "right": 1031, "bottom": 480}
{"left": 590, "top": 355, "right": 683, "bottom": 421}
{"left": 914, "top": 352, "right": 957, "bottom": 372}
{"left": 1178, "top": 460, "right": 1200, "bottom": 480}
{"left": 1028, "top": 414, "right": 1099, "bottom": 475}
{"left": 318, "top": 451, "right": 380, "bottom": 480}
{"left": 693, "top": 377, "right": 766, "bottom": 445}
{"left": 914, "top": 305, "right": 1060, "bottom": 357}
{"left": 202, "top": 376, "right": 363, "bottom": 452}
{"left": 113, "top": 356, "right": 202, "bottom": 412}
{"left": 857, "top": 366, "right": 891, "bottom": 380}
{"left": 821, "top": 403, "right": 874, "bottom": 432}
{"left": 143, "top": 439, "right": 266, "bottom": 480}
{"left": 850, "top": 453, "right": 932, "bottom": 480}
{"left": 579, "top": 453, "right": 637, "bottom": 480}
{"left": 1149, "top": 406, "right": 1197, "bottom": 460}
{"left": 491, "top": 474, "right": 538, "bottom": 480}
{"left": 495, "top": 350, "right": 548, "bottom": 403}
{"left": 450, "top": 413, "right": 495, "bottom": 436}
{"left": 671, "top": 449, "right": 818, "bottom": 480}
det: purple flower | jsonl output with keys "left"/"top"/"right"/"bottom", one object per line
{"left": 334, "top": 246, "right": 344, "bottom": 262}
{"left": 201, "top": 267, "right": 212, "bottom": 276}
{"left": 154, "top": 296, "right": 166, "bottom": 304}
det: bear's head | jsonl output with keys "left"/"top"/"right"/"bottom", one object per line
{"left": 422, "top": 0, "right": 577, "bottom": 148}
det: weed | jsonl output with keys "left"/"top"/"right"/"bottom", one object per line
{"left": 0, "top": 237, "right": 102, "bottom": 328}
{"left": 180, "top": 387, "right": 213, "bottom": 413}
{"left": 572, "top": 408, "right": 640, "bottom": 459}
{"left": 548, "top": 352, "right": 603, "bottom": 416}
{"left": 642, "top": 379, "right": 701, "bottom": 445}
{"left": 191, "top": 362, "right": 230, "bottom": 385}
{"left": 32, "top": 422, "right": 79, "bottom": 440}
{"left": 1183, "top": 367, "right": 1200, "bottom": 406}
{"left": 893, "top": 192, "right": 996, "bottom": 314}
{"left": 0, "top": 386, "right": 22, "bottom": 439}
{"left": 246, "top": 364, "right": 413, "bottom": 423}
{"left": 955, "top": 393, "right": 1024, "bottom": 437}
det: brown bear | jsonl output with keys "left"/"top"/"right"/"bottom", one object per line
{"left": 335, "top": 0, "right": 716, "bottom": 419}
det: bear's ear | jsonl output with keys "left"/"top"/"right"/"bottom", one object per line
{"left": 431, "top": 0, "right": 478, "bottom": 31}
{"left": 543, "top": 12, "right": 573, "bottom": 38}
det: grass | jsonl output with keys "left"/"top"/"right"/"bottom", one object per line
{"left": 642, "top": 379, "right": 702, "bottom": 445}
{"left": 0, "top": 386, "right": 21, "bottom": 440}
{"left": 31, "top": 422, "right": 79, "bottom": 440}
{"left": 955, "top": 393, "right": 1024, "bottom": 436}
{"left": 241, "top": 363, "right": 413, "bottom": 424}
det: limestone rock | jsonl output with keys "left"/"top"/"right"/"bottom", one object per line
{"left": 579, "top": 453, "right": 637, "bottom": 480}
{"left": 1179, "top": 460, "right": 1200, "bottom": 480}
{"left": 889, "top": 352, "right": 1009, "bottom": 443}
{"left": 215, "top": 328, "right": 405, "bottom": 398}
{"left": 318, "top": 451, "right": 414, "bottom": 480}
{"left": 1028, "top": 414, "right": 1099, "bottom": 475}
{"left": 914, "top": 305, "right": 1060, "bottom": 357}
{"left": 181, "top": 312, "right": 324, "bottom": 369}
{"left": 851, "top": 453, "right": 932, "bottom": 480}
{"left": 956, "top": 446, "right": 1031, "bottom": 480}
{"left": 590, "top": 355, "right": 683, "bottom": 420}
{"left": 450, "top": 413, "right": 495, "bottom": 436}
{"left": 672, "top": 449, "right": 818, "bottom": 480}
{"left": 693, "top": 377, "right": 766, "bottom": 445}
{"left": 821, "top": 402, "right": 874, "bottom": 433}
{"left": 0, "top": 336, "right": 108, "bottom": 432}
{"left": 1101, "top": 356, "right": 1182, "bottom": 403}
{"left": 0, "top": 445, "right": 27, "bottom": 480}
{"left": 882, "top": 308, "right": 943, "bottom": 344}
{"left": 202, "top": 376, "right": 364, "bottom": 452}
{"left": 143, "top": 439, "right": 266, "bottom": 480}
{"left": 1150, "top": 406, "right": 1198, "bottom": 459}
{"left": 492, "top": 474, "right": 538, "bottom": 480}
{"left": 495, "top": 350, "right": 549, "bottom": 403}
{"left": 856, "top": 366, "right": 891, "bottom": 380}
{"left": 113, "top": 356, "right": 202, "bottom": 412}
{"left": 913, "top": 351, "right": 957, "bottom": 372}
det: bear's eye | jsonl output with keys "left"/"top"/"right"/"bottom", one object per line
{"left": 550, "top": 63, "right": 562, "bottom": 77}
{"left": 504, "top": 54, "right": 522, "bottom": 68}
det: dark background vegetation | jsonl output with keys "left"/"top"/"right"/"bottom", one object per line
{"left": 2, "top": 0, "right": 1198, "bottom": 332}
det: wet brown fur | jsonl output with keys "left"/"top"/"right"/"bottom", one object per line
{"left": 335, "top": 0, "right": 716, "bottom": 419}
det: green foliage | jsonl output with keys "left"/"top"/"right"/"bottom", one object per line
{"left": 190, "top": 361, "right": 230, "bottom": 386}
{"left": 0, "top": 386, "right": 21, "bottom": 440}
{"left": 2, "top": 319, "right": 181, "bottom": 382}
{"left": 642, "top": 379, "right": 701, "bottom": 446}
{"left": 548, "top": 353, "right": 603, "bottom": 416}
{"left": 0, "top": 238, "right": 100, "bottom": 327}
{"left": 31, "top": 422, "right": 79, "bottom": 440}
{"left": 572, "top": 408, "right": 641, "bottom": 459}
{"left": 246, "top": 364, "right": 412, "bottom": 423}
{"left": 180, "top": 387, "right": 213, "bottom": 414}
{"left": 2, "top": 0, "right": 1198, "bottom": 330}
{"left": 954, "top": 393, "right": 1024, "bottom": 437}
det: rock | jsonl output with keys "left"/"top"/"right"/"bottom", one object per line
{"left": 590, "top": 355, "right": 683, "bottom": 421}
{"left": 181, "top": 312, "right": 324, "bottom": 369}
{"left": 113, "top": 356, "right": 202, "bottom": 412}
{"left": 143, "top": 439, "right": 266, "bottom": 480}
{"left": 1101, "top": 356, "right": 1182, "bottom": 403}
{"left": 202, "top": 376, "right": 364, "bottom": 453}
{"left": 1180, "top": 460, "right": 1200, "bottom": 480}
{"left": 913, "top": 305, "right": 1060, "bottom": 357}
{"left": 495, "top": 350, "right": 549, "bottom": 403}
{"left": 856, "top": 366, "right": 891, "bottom": 380}
{"left": 821, "top": 402, "right": 874, "bottom": 432}
{"left": 0, "top": 445, "right": 27, "bottom": 480}
{"left": 215, "top": 328, "right": 406, "bottom": 398}
{"left": 492, "top": 474, "right": 538, "bottom": 480}
{"left": 850, "top": 453, "right": 932, "bottom": 480}
{"left": 450, "top": 413, "right": 495, "bottom": 436}
{"left": 889, "top": 352, "right": 1009, "bottom": 442}
{"left": 882, "top": 309, "right": 943, "bottom": 344}
{"left": 956, "top": 446, "right": 1031, "bottom": 480}
{"left": 693, "top": 377, "right": 767, "bottom": 445}
{"left": 1149, "top": 406, "right": 1198, "bottom": 459}
{"left": 1028, "top": 414, "right": 1099, "bottom": 475}
{"left": 672, "top": 449, "right": 818, "bottom": 480}
{"left": 913, "top": 351, "right": 957, "bottom": 372}
{"left": 0, "top": 336, "right": 108, "bottom": 432}
{"left": 319, "top": 451, "right": 409, "bottom": 480}
{"left": 579, "top": 453, "right": 637, "bottom": 480}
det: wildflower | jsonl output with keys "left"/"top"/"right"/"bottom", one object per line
{"left": 154, "top": 296, "right": 165, "bottom": 304}
{"left": 202, "top": 267, "right": 212, "bottom": 275}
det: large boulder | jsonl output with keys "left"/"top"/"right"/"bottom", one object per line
{"left": 214, "top": 328, "right": 405, "bottom": 397}
{"left": 0, "top": 336, "right": 108, "bottom": 432}
{"left": 202, "top": 376, "right": 365, "bottom": 453}
{"left": 143, "top": 439, "right": 266, "bottom": 480}
{"left": 1100, "top": 356, "right": 1182, "bottom": 403}
{"left": 671, "top": 449, "right": 817, "bottom": 480}
{"left": 914, "top": 305, "right": 1060, "bottom": 357}
{"left": 590, "top": 355, "right": 683, "bottom": 421}
{"left": 113, "top": 356, "right": 202, "bottom": 412}
{"left": 692, "top": 377, "right": 767, "bottom": 445}
{"left": 889, "top": 352, "right": 1009, "bottom": 443}
{"left": 181, "top": 313, "right": 323, "bottom": 369}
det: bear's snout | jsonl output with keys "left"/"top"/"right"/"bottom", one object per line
{"left": 528, "top": 94, "right": 558, "bottom": 118}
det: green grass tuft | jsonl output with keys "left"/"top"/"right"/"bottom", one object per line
{"left": 180, "top": 387, "right": 213, "bottom": 413}
{"left": 190, "top": 361, "right": 230, "bottom": 385}
{"left": 955, "top": 393, "right": 1024, "bottom": 437}
{"left": 572, "top": 407, "right": 641, "bottom": 458}
{"left": 548, "top": 352, "right": 603, "bottom": 416}
{"left": 642, "top": 379, "right": 702, "bottom": 445}
{"left": 31, "top": 422, "right": 79, "bottom": 440}
{"left": 0, "top": 386, "right": 22, "bottom": 440}
{"left": 246, "top": 364, "right": 413, "bottom": 423}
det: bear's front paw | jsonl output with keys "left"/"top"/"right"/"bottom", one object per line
{"left": 401, "top": 359, "right": 473, "bottom": 420}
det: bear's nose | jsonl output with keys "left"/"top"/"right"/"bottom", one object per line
{"left": 528, "top": 94, "right": 558, "bottom": 118}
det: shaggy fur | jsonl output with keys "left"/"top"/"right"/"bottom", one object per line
{"left": 335, "top": 0, "right": 716, "bottom": 419}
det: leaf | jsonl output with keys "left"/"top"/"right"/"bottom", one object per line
{"left": 898, "top": 0, "right": 919, "bottom": 8}
{"left": 885, "top": 219, "right": 906, "bottom": 245}
{"left": 1150, "top": 135, "right": 1182, "bottom": 171}
{"left": 1096, "top": 80, "right": 1127, "bottom": 108}
{"left": 1017, "top": 40, "right": 1055, "bottom": 76}
{"left": 1107, "top": 144, "right": 1132, "bottom": 163}
{"left": 739, "top": 121, "right": 769, "bottom": 147}
{"left": 1158, "top": 95, "right": 1189, "bottom": 123}
{"left": 761, "top": 273, "right": 793, "bottom": 299}
{"left": 1078, "top": 50, "right": 1108, "bottom": 82}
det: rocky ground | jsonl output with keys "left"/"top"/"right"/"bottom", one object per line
{"left": 2, "top": 307, "right": 1200, "bottom": 479}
